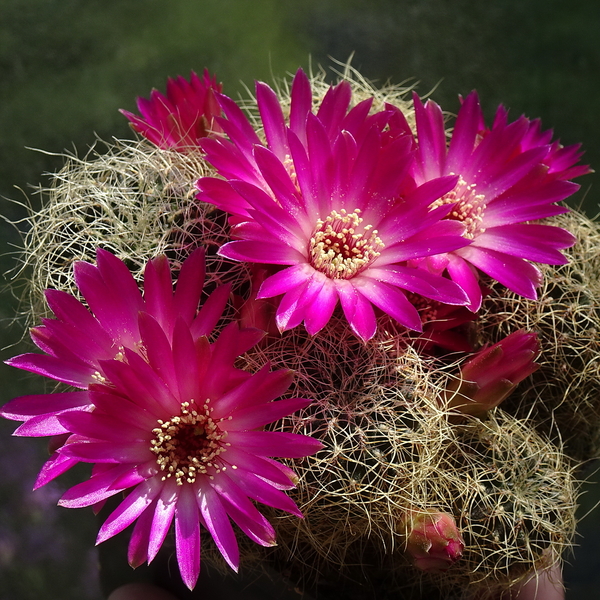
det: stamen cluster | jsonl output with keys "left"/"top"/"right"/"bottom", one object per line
{"left": 309, "top": 208, "right": 384, "bottom": 279}
{"left": 151, "top": 399, "right": 229, "bottom": 485}
{"left": 430, "top": 176, "right": 487, "bottom": 239}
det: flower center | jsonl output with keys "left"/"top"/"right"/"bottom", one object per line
{"left": 309, "top": 208, "right": 384, "bottom": 279}
{"left": 431, "top": 176, "right": 486, "bottom": 239}
{"left": 150, "top": 399, "right": 229, "bottom": 485}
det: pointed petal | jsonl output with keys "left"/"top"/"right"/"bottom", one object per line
{"left": 354, "top": 278, "right": 422, "bottom": 332}
{"left": 474, "top": 224, "right": 575, "bottom": 265}
{"left": 447, "top": 254, "right": 484, "bottom": 312}
{"left": 14, "top": 411, "right": 76, "bottom": 437}
{"left": 175, "top": 483, "right": 201, "bottom": 589}
{"left": 223, "top": 398, "right": 311, "bottom": 431}
{"left": 303, "top": 281, "right": 339, "bottom": 335}
{"left": 225, "top": 430, "right": 323, "bottom": 458}
{"left": 137, "top": 312, "right": 178, "bottom": 394}
{"left": 59, "top": 463, "right": 135, "bottom": 508}
{"left": 225, "top": 469, "right": 303, "bottom": 518}
{"left": 34, "top": 452, "right": 78, "bottom": 489}
{"left": 96, "top": 478, "right": 163, "bottom": 544}
{"left": 60, "top": 440, "right": 152, "bottom": 464}
{"left": 220, "top": 446, "right": 298, "bottom": 490}
{"left": 5, "top": 353, "right": 94, "bottom": 388}
{"left": 58, "top": 410, "right": 150, "bottom": 443}
{"left": 335, "top": 280, "right": 377, "bottom": 341}
{"left": 218, "top": 240, "right": 305, "bottom": 265}
{"left": 197, "top": 482, "right": 239, "bottom": 571}
{"left": 446, "top": 91, "right": 481, "bottom": 173}
{"left": 458, "top": 245, "right": 542, "bottom": 299}
{"left": 212, "top": 473, "right": 276, "bottom": 547}
{"left": 0, "top": 391, "right": 90, "bottom": 421}
{"left": 365, "top": 266, "right": 469, "bottom": 306}
{"left": 128, "top": 498, "right": 155, "bottom": 568}
{"left": 148, "top": 478, "right": 178, "bottom": 563}
{"left": 190, "top": 283, "right": 230, "bottom": 339}
{"left": 257, "top": 264, "right": 312, "bottom": 299}
{"left": 256, "top": 81, "right": 288, "bottom": 160}
{"left": 289, "top": 69, "right": 312, "bottom": 144}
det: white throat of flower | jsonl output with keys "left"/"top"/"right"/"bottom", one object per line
{"left": 431, "top": 175, "right": 487, "bottom": 239}
{"left": 150, "top": 399, "right": 232, "bottom": 486}
{"left": 309, "top": 208, "right": 384, "bottom": 279}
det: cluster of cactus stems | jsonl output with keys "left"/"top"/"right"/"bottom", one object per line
{"left": 5, "top": 64, "right": 600, "bottom": 599}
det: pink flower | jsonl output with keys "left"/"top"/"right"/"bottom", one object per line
{"left": 1, "top": 250, "right": 322, "bottom": 589}
{"left": 120, "top": 70, "right": 223, "bottom": 150}
{"left": 411, "top": 91, "right": 589, "bottom": 311}
{"left": 197, "top": 69, "right": 470, "bottom": 341}
{"left": 444, "top": 330, "right": 540, "bottom": 417}
{"left": 405, "top": 510, "right": 465, "bottom": 572}
{"left": 2, "top": 248, "right": 225, "bottom": 474}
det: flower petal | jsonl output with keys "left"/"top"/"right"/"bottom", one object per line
{"left": 147, "top": 478, "right": 178, "bottom": 563}
{"left": 218, "top": 240, "right": 305, "bottom": 265}
{"left": 34, "top": 452, "right": 78, "bottom": 489}
{"left": 96, "top": 477, "right": 163, "bottom": 544}
{"left": 474, "top": 224, "right": 576, "bottom": 265}
{"left": 197, "top": 481, "right": 239, "bottom": 572}
{"left": 335, "top": 280, "right": 377, "bottom": 341}
{"left": 175, "top": 483, "right": 201, "bottom": 589}
{"left": 457, "top": 245, "right": 542, "bottom": 299}
{"left": 59, "top": 463, "right": 136, "bottom": 508}
{"left": 223, "top": 397, "right": 311, "bottom": 431}
{"left": 226, "top": 430, "right": 323, "bottom": 458}
{"left": 213, "top": 473, "right": 277, "bottom": 547}
{"left": 0, "top": 391, "right": 90, "bottom": 421}
{"left": 354, "top": 278, "right": 422, "bottom": 332}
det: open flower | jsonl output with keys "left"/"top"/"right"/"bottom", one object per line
{"left": 2, "top": 248, "right": 227, "bottom": 483}
{"left": 120, "top": 69, "right": 223, "bottom": 150}
{"left": 198, "top": 69, "right": 470, "bottom": 341}
{"left": 444, "top": 330, "right": 541, "bottom": 417}
{"left": 1, "top": 248, "right": 227, "bottom": 479}
{"left": 1, "top": 249, "right": 321, "bottom": 589}
{"left": 411, "top": 91, "right": 589, "bottom": 310}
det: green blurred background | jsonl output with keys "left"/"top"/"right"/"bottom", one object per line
{"left": 1, "top": 1, "right": 599, "bottom": 598}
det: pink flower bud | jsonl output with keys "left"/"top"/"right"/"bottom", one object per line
{"left": 405, "top": 511, "right": 465, "bottom": 572}
{"left": 445, "top": 330, "right": 540, "bottom": 417}
{"left": 120, "top": 69, "right": 223, "bottom": 151}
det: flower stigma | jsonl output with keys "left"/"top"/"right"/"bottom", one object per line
{"left": 309, "top": 208, "right": 384, "bottom": 279}
{"left": 150, "top": 399, "right": 229, "bottom": 485}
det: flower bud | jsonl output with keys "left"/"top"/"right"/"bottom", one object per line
{"left": 405, "top": 511, "right": 465, "bottom": 572}
{"left": 444, "top": 330, "right": 540, "bottom": 418}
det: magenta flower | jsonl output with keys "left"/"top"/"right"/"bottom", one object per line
{"left": 120, "top": 69, "right": 223, "bottom": 150}
{"left": 198, "top": 69, "right": 470, "bottom": 341}
{"left": 1, "top": 248, "right": 226, "bottom": 482}
{"left": 444, "top": 329, "right": 540, "bottom": 417}
{"left": 405, "top": 510, "right": 465, "bottom": 572}
{"left": 1, "top": 250, "right": 321, "bottom": 589}
{"left": 411, "top": 91, "right": 589, "bottom": 310}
